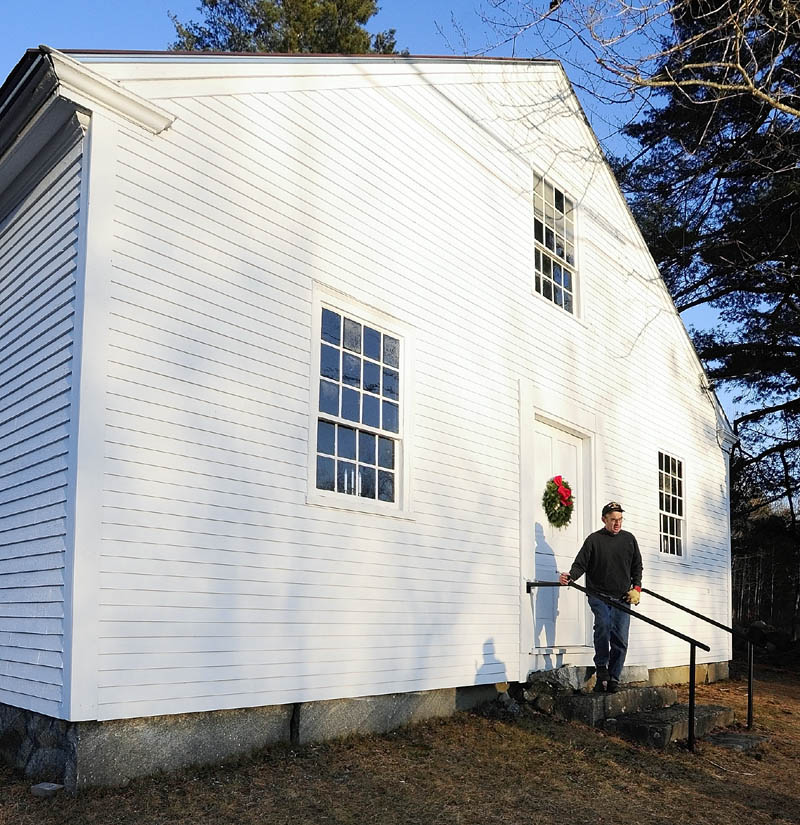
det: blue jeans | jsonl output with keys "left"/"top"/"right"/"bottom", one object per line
{"left": 588, "top": 595, "right": 631, "bottom": 681}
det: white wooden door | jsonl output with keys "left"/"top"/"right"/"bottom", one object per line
{"left": 532, "top": 420, "right": 587, "bottom": 649}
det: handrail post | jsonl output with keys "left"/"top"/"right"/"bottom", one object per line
{"left": 689, "top": 644, "right": 696, "bottom": 752}
{"left": 747, "top": 641, "right": 754, "bottom": 730}
{"left": 642, "top": 586, "right": 756, "bottom": 733}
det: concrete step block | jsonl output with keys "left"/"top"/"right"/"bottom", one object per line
{"left": 604, "top": 704, "right": 736, "bottom": 749}
{"left": 556, "top": 685, "right": 678, "bottom": 726}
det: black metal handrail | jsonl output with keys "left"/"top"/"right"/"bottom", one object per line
{"left": 527, "top": 579, "right": 710, "bottom": 751}
{"left": 641, "top": 587, "right": 754, "bottom": 729}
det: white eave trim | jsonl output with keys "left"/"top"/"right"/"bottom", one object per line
{"left": 43, "top": 46, "right": 175, "bottom": 134}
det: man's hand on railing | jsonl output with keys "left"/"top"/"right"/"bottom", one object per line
{"left": 625, "top": 588, "right": 641, "bottom": 605}
{"left": 558, "top": 572, "right": 571, "bottom": 586}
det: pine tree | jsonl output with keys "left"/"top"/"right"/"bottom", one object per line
{"left": 170, "top": 0, "right": 399, "bottom": 54}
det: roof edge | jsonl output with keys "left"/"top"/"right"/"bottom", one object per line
{"left": 61, "top": 49, "right": 560, "bottom": 65}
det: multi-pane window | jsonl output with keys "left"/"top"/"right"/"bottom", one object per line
{"left": 316, "top": 307, "right": 400, "bottom": 503}
{"left": 533, "top": 173, "right": 576, "bottom": 314}
{"left": 659, "top": 452, "right": 684, "bottom": 556}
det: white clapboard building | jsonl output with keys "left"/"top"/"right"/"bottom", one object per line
{"left": 0, "top": 48, "right": 736, "bottom": 785}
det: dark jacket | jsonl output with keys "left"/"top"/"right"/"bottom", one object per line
{"left": 568, "top": 528, "right": 643, "bottom": 598}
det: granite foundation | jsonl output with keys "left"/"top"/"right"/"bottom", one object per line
{"left": 0, "top": 684, "right": 497, "bottom": 792}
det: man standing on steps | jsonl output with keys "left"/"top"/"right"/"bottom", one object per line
{"left": 559, "top": 502, "right": 643, "bottom": 694}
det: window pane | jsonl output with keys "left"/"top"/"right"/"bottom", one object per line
{"left": 555, "top": 189, "right": 565, "bottom": 213}
{"left": 545, "top": 227, "right": 555, "bottom": 251}
{"left": 535, "top": 273, "right": 541, "bottom": 294}
{"left": 659, "top": 452, "right": 664, "bottom": 471}
{"left": 364, "top": 327, "right": 381, "bottom": 360}
{"left": 382, "top": 401, "right": 399, "bottom": 433}
{"left": 534, "top": 219, "right": 543, "bottom": 243}
{"left": 316, "top": 456, "right": 335, "bottom": 491}
{"left": 553, "top": 263, "right": 562, "bottom": 286}
{"left": 383, "top": 336, "right": 399, "bottom": 368}
{"left": 378, "top": 437, "right": 394, "bottom": 469}
{"left": 543, "top": 279, "right": 552, "bottom": 300}
{"left": 359, "top": 466, "right": 376, "bottom": 499}
{"left": 563, "top": 269, "right": 572, "bottom": 290}
{"left": 554, "top": 287, "right": 563, "bottom": 307}
{"left": 341, "top": 387, "right": 360, "bottom": 422}
{"left": 322, "top": 309, "right": 341, "bottom": 345}
{"left": 359, "top": 431, "right": 376, "bottom": 464}
{"left": 320, "top": 344, "right": 339, "bottom": 380}
{"left": 363, "top": 360, "right": 381, "bottom": 394}
{"left": 317, "top": 420, "right": 335, "bottom": 455}
{"left": 564, "top": 293, "right": 574, "bottom": 314}
{"left": 337, "top": 461, "right": 356, "bottom": 495}
{"left": 338, "top": 425, "right": 356, "bottom": 459}
{"left": 343, "top": 318, "right": 362, "bottom": 353}
{"left": 378, "top": 470, "right": 395, "bottom": 502}
{"left": 342, "top": 353, "right": 361, "bottom": 388}
{"left": 319, "top": 380, "right": 339, "bottom": 415}
{"left": 362, "top": 394, "right": 380, "bottom": 428}
{"left": 382, "top": 368, "right": 399, "bottom": 400}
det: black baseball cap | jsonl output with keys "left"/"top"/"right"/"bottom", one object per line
{"left": 602, "top": 501, "right": 625, "bottom": 516}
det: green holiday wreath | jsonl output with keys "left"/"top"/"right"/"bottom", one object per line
{"left": 542, "top": 475, "right": 574, "bottom": 528}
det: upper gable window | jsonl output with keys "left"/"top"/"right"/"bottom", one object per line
{"left": 533, "top": 173, "right": 576, "bottom": 314}
{"left": 659, "top": 451, "right": 684, "bottom": 556}
{"left": 314, "top": 306, "right": 401, "bottom": 505}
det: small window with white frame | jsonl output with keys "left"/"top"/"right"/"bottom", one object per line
{"left": 533, "top": 173, "right": 576, "bottom": 314}
{"left": 313, "top": 302, "right": 402, "bottom": 506}
{"left": 659, "top": 451, "right": 684, "bottom": 556}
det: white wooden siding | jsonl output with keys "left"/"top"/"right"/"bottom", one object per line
{"left": 0, "top": 140, "right": 84, "bottom": 716}
{"left": 57, "top": 59, "right": 733, "bottom": 719}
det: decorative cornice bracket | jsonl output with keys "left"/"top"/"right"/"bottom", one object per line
{"left": 42, "top": 46, "right": 175, "bottom": 134}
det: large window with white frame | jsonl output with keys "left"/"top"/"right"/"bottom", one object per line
{"left": 314, "top": 305, "right": 401, "bottom": 505}
{"left": 659, "top": 451, "right": 684, "bottom": 556}
{"left": 533, "top": 173, "right": 576, "bottom": 314}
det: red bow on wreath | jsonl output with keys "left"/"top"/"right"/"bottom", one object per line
{"left": 552, "top": 475, "right": 573, "bottom": 507}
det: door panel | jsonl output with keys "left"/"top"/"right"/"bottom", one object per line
{"left": 532, "top": 420, "right": 587, "bottom": 648}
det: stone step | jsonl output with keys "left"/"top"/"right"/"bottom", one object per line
{"left": 603, "top": 704, "right": 736, "bottom": 749}
{"left": 555, "top": 685, "right": 678, "bottom": 726}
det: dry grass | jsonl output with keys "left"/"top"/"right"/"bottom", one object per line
{"left": 1, "top": 665, "right": 798, "bottom": 825}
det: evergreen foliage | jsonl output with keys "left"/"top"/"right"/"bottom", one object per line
{"left": 169, "top": 0, "right": 399, "bottom": 54}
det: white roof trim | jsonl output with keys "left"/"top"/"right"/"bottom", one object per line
{"left": 43, "top": 46, "right": 175, "bottom": 134}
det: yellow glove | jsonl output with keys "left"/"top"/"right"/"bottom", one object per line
{"left": 626, "top": 588, "right": 641, "bottom": 606}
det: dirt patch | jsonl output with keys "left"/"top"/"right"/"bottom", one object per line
{"left": 1, "top": 669, "right": 798, "bottom": 825}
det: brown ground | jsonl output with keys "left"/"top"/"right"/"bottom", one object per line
{"left": 1, "top": 664, "right": 798, "bottom": 825}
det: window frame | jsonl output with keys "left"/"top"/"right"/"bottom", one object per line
{"left": 658, "top": 450, "right": 687, "bottom": 560}
{"left": 532, "top": 171, "right": 579, "bottom": 317}
{"left": 306, "top": 285, "right": 414, "bottom": 517}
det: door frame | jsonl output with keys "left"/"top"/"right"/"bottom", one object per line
{"left": 519, "top": 377, "right": 601, "bottom": 679}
